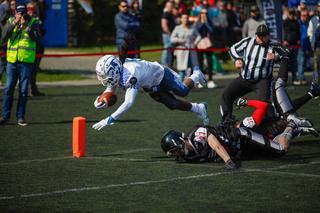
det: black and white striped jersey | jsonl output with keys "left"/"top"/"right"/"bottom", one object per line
{"left": 229, "top": 37, "right": 289, "bottom": 80}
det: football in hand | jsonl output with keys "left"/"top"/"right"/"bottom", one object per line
{"left": 98, "top": 92, "right": 117, "bottom": 107}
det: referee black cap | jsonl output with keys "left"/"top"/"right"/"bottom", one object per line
{"left": 256, "top": 24, "right": 269, "bottom": 36}
{"left": 250, "top": 5, "right": 259, "bottom": 12}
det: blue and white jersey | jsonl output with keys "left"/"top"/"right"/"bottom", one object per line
{"left": 119, "top": 58, "right": 165, "bottom": 90}
{"left": 109, "top": 58, "right": 165, "bottom": 120}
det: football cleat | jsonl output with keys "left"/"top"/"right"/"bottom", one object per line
{"left": 193, "top": 67, "right": 207, "bottom": 86}
{"left": 296, "top": 127, "right": 320, "bottom": 137}
{"left": 307, "top": 81, "right": 320, "bottom": 99}
{"left": 198, "top": 102, "right": 210, "bottom": 125}
{"left": 287, "top": 114, "right": 313, "bottom": 128}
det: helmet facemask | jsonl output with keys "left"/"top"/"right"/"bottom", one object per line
{"left": 97, "top": 75, "right": 118, "bottom": 87}
{"left": 161, "top": 130, "right": 186, "bottom": 158}
{"left": 166, "top": 137, "right": 185, "bottom": 157}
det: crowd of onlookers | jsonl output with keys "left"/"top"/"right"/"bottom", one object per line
{"left": 283, "top": 1, "right": 320, "bottom": 86}
{"left": 114, "top": 0, "right": 320, "bottom": 89}
{"left": 161, "top": 0, "right": 245, "bottom": 88}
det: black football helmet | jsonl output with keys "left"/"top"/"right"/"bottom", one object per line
{"left": 161, "top": 130, "right": 185, "bottom": 157}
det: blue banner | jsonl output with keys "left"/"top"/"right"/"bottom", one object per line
{"left": 257, "top": 0, "right": 283, "bottom": 42}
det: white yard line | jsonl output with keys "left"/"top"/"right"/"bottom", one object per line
{"left": 247, "top": 169, "right": 320, "bottom": 178}
{"left": 0, "top": 156, "right": 72, "bottom": 166}
{"left": 0, "top": 148, "right": 156, "bottom": 166}
{"left": 0, "top": 171, "right": 241, "bottom": 200}
{"left": 1, "top": 160, "right": 320, "bottom": 200}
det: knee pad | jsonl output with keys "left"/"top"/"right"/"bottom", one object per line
{"left": 274, "top": 78, "right": 294, "bottom": 114}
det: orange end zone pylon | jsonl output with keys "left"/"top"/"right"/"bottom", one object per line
{"left": 73, "top": 117, "right": 86, "bottom": 158}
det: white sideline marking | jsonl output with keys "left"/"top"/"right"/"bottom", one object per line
{"left": 1, "top": 161, "right": 320, "bottom": 200}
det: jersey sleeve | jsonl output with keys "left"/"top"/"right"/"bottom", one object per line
{"left": 110, "top": 87, "right": 138, "bottom": 120}
{"left": 271, "top": 43, "right": 290, "bottom": 61}
{"left": 247, "top": 99, "right": 269, "bottom": 126}
{"left": 229, "top": 37, "right": 251, "bottom": 61}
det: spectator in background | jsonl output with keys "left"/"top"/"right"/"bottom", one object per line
{"left": 8, "top": 0, "right": 15, "bottom": 17}
{"left": 282, "top": 5, "right": 289, "bottom": 20}
{"left": 0, "top": 0, "right": 9, "bottom": 24}
{"left": 31, "top": 0, "right": 47, "bottom": 23}
{"left": 161, "top": 1, "right": 176, "bottom": 66}
{"left": 308, "top": 9, "right": 315, "bottom": 20}
{"left": 0, "top": 0, "right": 9, "bottom": 86}
{"left": 242, "top": 5, "right": 265, "bottom": 38}
{"left": 298, "top": 0, "right": 307, "bottom": 12}
{"left": 296, "top": 9, "right": 311, "bottom": 85}
{"left": 195, "top": 8, "right": 217, "bottom": 88}
{"left": 308, "top": 3, "right": 320, "bottom": 82}
{"left": 172, "top": 3, "right": 181, "bottom": 24}
{"left": 0, "top": 4, "right": 41, "bottom": 126}
{"left": 0, "top": 0, "right": 16, "bottom": 82}
{"left": 173, "top": 0, "right": 187, "bottom": 15}
{"left": 283, "top": 9, "right": 300, "bottom": 84}
{"left": 115, "top": 0, "right": 140, "bottom": 58}
{"left": 211, "top": 1, "right": 228, "bottom": 47}
{"left": 30, "top": 0, "right": 47, "bottom": 35}
{"left": 170, "top": 13, "right": 200, "bottom": 81}
{"left": 192, "top": 0, "right": 216, "bottom": 19}
{"left": 130, "top": 0, "right": 142, "bottom": 58}
{"left": 226, "top": 2, "right": 239, "bottom": 46}
{"left": 27, "top": 1, "right": 45, "bottom": 96}
{"left": 130, "top": 0, "right": 142, "bottom": 20}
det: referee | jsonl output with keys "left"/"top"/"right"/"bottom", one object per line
{"left": 220, "top": 24, "right": 289, "bottom": 121}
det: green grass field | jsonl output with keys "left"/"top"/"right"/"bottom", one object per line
{"left": 1, "top": 81, "right": 320, "bottom": 212}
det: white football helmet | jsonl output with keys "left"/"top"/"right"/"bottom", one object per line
{"left": 96, "top": 55, "right": 122, "bottom": 87}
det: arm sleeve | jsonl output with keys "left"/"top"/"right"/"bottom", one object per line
{"left": 205, "top": 22, "right": 214, "bottom": 34}
{"left": 110, "top": 87, "right": 138, "bottom": 120}
{"left": 272, "top": 43, "right": 290, "bottom": 61}
{"left": 247, "top": 99, "right": 269, "bottom": 126}
{"left": 1, "top": 21, "right": 15, "bottom": 43}
{"left": 27, "top": 21, "right": 41, "bottom": 42}
{"left": 115, "top": 14, "right": 129, "bottom": 31}
{"left": 242, "top": 20, "right": 248, "bottom": 38}
{"left": 229, "top": 37, "right": 251, "bottom": 61}
{"left": 170, "top": 27, "right": 180, "bottom": 43}
{"left": 129, "top": 16, "right": 140, "bottom": 31}
{"left": 194, "top": 31, "right": 202, "bottom": 45}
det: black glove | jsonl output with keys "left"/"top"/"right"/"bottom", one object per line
{"left": 225, "top": 159, "right": 239, "bottom": 170}
{"left": 235, "top": 98, "right": 248, "bottom": 109}
{"left": 307, "top": 82, "right": 320, "bottom": 99}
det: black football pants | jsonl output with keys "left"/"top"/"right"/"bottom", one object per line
{"left": 220, "top": 77, "right": 272, "bottom": 121}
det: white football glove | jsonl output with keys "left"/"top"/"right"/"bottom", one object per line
{"left": 92, "top": 116, "right": 115, "bottom": 130}
{"left": 94, "top": 96, "right": 107, "bottom": 109}
{"left": 242, "top": 116, "right": 256, "bottom": 128}
{"left": 235, "top": 98, "right": 248, "bottom": 109}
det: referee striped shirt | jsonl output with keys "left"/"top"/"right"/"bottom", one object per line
{"left": 229, "top": 37, "right": 289, "bottom": 80}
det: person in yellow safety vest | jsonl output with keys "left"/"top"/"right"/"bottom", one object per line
{"left": 0, "top": 4, "right": 41, "bottom": 126}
